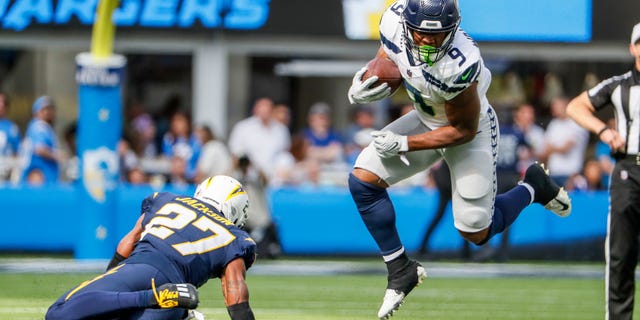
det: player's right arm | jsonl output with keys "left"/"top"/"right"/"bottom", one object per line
{"left": 407, "top": 82, "right": 480, "bottom": 150}
{"left": 115, "top": 214, "right": 145, "bottom": 257}
{"left": 106, "top": 213, "right": 145, "bottom": 270}
{"left": 221, "top": 258, "right": 255, "bottom": 320}
{"left": 347, "top": 45, "right": 392, "bottom": 104}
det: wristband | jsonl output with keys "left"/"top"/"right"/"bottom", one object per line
{"left": 106, "top": 252, "right": 125, "bottom": 270}
{"left": 597, "top": 125, "right": 609, "bottom": 137}
{"left": 227, "top": 301, "right": 255, "bottom": 320}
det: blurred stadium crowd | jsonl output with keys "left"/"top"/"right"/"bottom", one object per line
{"left": 0, "top": 70, "right": 614, "bottom": 193}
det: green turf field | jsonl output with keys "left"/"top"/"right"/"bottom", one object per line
{"left": 0, "top": 270, "right": 619, "bottom": 320}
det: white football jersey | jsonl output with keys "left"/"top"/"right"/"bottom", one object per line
{"left": 379, "top": 0, "right": 492, "bottom": 129}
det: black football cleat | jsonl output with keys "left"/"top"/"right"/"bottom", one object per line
{"left": 378, "top": 260, "right": 427, "bottom": 319}
{"left": 523, "top": 162, "right": 571, "bottom": 217}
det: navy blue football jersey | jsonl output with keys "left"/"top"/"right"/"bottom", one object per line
{"left": 127, "top": 192, "right": 256, "bottom": 288}
{"left": 497, "top": 124, "right": 529, "bottom": 173}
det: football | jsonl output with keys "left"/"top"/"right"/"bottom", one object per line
{"left": 363, "top": 57, "right": 403, "bottom": 94}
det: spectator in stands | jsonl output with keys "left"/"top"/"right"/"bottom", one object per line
{"left": 344, "top": 105, "right": 377, "bottom": 165}
{"left": 272, "top": 103, "right": 292, "bottom": 131}
{"left": 167, "top": 155, "right": 189, "bottom": 189}
{"left": 272, "top": 133, "right": 320, "bottom": 187}
{"left": 565, "top": 159, "right": 605, "bottom": 192}
{"left": 0, "top": 92, "right": 20, "bottom": 181}
{"left": 346, "top": 128, "right": 375, "bottom": 166}
{"left": 303, "top": 102, "right": 345, "bottom": 165}
{"left": 19, "top": 96, "right": 61, "bottom": 185}
{"left": 118, "top": 138, "right": 141, "bottom": 183}
{"left": 61, "top": 121, "right": 78, "bottom": 182}
{"left": 131, "top": 112, "right": 158, "bottom": 158}
{"left": 161, "top": 111, "right": 201, "bottom": 183}
{"left": 154, "top": 94, "right": 182, "bottom": 150}
{"left": 231, "top": 155, "right": 281, "bottom": 258}
{"left": 228, "top": 97, "right": 289, "bottom": 257}
{"left": 194, "top": 124, "right": 232, "bottom": 183}
{"left": 513, "top": 103, "right": 545, "bottom": 167}
{"left": 540, "top": 96, "right": 589, "bottom": 187}
{"left": 582, "top": 159, "right": 606, "bottom": 190}
{"left": 302, "top": 102, "right": 348, "bottom": 185}
{"left": 126, "top": 166, "right": 148, "bottom": 185}
{"left": 228, "top": 97, "right": 291, "bottom": 181}
{"left": 0, "top": 92, "right": 19, "bottom": 157}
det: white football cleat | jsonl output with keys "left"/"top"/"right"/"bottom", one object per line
{"left": 377, "top": 262, "right": 427, "bottom": 319}
{"left": 185, "top": 310, "right": 205, "bottom": 320}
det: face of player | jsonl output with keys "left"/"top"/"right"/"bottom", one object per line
{"left": 411, "top": 29, "right": 448, "bottom": 49}
{"left": 408, "top": 28, "right": 453, "bottom": 66}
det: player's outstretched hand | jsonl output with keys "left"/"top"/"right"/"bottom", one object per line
{"left": 348, "top": 67, "right": 391, "bottom": 104}
{"left": 371, "top": 130, "right": 408, "bottom": 158}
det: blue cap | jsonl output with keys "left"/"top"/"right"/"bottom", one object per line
{"left": 32, "top": 96, "right": 53, "bottom": 114}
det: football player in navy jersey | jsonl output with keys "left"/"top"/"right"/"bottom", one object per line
{"left": 46, "top": 175, "right": 256, "bottom": 320}
{"left": 347, "top": 0, "right": 572, "bottom": 318}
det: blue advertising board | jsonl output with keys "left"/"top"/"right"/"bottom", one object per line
{"left": 344, "top": 0, "right": 592, "bottom": 42}
{"left": 459, "top": 0, "right": 592, "bottom": 42}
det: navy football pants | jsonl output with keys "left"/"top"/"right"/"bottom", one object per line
{"left": 45, "top": 263, "right": 187, "bottom": 320}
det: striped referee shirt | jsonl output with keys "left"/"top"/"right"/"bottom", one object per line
{"left": 588, "top": 67, "right": 640, "bottom": 155}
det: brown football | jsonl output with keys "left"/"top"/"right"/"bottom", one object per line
{"left": 363, "top": 57, "right": 403, "bottom": 93}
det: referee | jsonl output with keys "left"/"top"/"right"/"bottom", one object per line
{"left": 567, "top": 22, "right": 640, "bottom": 320}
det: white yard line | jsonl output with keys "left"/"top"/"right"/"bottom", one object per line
{"left": 0, "top": 258, "right": 606, "bottom": 278}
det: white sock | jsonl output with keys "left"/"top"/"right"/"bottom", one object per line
{"left": 518, "top": 182, "right": 535, "bottom": 205}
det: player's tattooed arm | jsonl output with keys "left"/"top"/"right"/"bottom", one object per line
{"left": 221, "top": 258, "right": 250, "bottom": 305}
{"left": 222, "top": 258, "right": 255, "bottom": 320}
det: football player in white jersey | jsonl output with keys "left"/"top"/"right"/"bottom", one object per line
{"left": 346, "top": 0, "right": 572, "bottom": 318}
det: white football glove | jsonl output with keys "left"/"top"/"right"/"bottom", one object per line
{"left": 371, "top": 130, "right": 409, "bottom": 158}
{"left": 348, "top": 67, "right": 392, "bottom": 104}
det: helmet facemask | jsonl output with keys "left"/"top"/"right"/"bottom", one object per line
{"left": 403, "top": 22, "right": 458, "bottom": 66}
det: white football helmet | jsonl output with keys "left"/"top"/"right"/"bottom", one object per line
{"left": 194, "top": 175, "right": 249, "bottom": 227}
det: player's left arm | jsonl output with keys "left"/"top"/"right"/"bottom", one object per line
{"left": 221, "top": 258, "right": 255, "bottom": 320}
{"left": 407, "top": 82, "right": 480, "bottom": 150}
{"left": 106, "top": 213, "right": 145, "bottom": 270}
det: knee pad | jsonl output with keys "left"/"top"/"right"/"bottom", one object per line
{"left": 456, "top": 172, "right": 492, "bottom": 200}
{"left": 455, "top": 206, "right": 491, "bottom": 232}
{"left": 454, "top": 172, "right": 493, "bottom": 232}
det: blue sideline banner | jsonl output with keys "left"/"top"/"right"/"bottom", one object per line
{"left": 0, "top": 185, "right": 609, "bottom": 255}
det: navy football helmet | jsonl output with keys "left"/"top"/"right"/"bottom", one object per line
{"left": 402, "top": 0, "right": 461, "bottom": 66}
